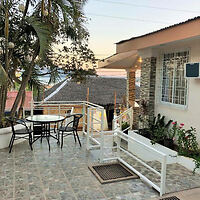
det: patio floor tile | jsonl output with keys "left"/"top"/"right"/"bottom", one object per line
{"left": 1, "top": 134, "right": 200, "bottom": 199}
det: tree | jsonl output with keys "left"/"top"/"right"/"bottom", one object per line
{"left": 0, "top": 0, "right": 96, "bottom": 126}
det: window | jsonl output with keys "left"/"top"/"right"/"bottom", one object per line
{"left": 161, "top": 51, "right": 189, "bottom": 106}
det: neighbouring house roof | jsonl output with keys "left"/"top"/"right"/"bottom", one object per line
{"left": 44, "top": 76, "right": 140, "bottom": 105}
{"left": 117, "top": 16, "right": 200, "bottom": 44}
{"left": 5, "top": 91, "right": 32, "bottom": 111}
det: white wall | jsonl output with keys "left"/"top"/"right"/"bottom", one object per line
{"left": 154, "top": 38, "right": 200, "bottom": 143}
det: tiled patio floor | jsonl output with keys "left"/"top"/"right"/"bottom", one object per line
{"left": 0, "top": 135, "right": 158, "bottom": 200}
{"left": 1, "top": 134, "right": 200, "bottom": 200}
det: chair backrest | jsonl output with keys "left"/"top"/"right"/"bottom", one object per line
{"left": 6, "top": 117, "right": 28, "bottom": 134}
{"left": 72, "top": 114, "right": 83, "bottom": 130}
{"left": 64, "top": 107, "right": 74, "bottom": 127}
{"left": 6, "top": 117, "right": 15, "bottom": 134}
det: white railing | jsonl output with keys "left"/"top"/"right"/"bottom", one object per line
{"left": 112, "top": 107, "right": 133, "bottom": 133}
{"left": 100, "top": 130, "right": 167, "bottom": 196}
{"left": 30, "top": 101, "right": 167, "bottom": 195}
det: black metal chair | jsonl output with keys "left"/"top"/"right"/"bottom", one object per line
{"left": 7, "top": 117, "right": 33, "bottom": 153}
{"left": 57, "top": 114, "right": 83, "bottom": 149}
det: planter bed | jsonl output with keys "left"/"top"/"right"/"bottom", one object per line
{"left": 0, "top": 124, "right": 27, "bottom": 149}
{"left": 128, "top": 131, "right": 200, "bottom": 174}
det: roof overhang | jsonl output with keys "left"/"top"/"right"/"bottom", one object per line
{"left": 98, "top": 50, "right": 138, "bottom": 69}
{"left": 116, "top": 17, "right": 200, "bottom": 53}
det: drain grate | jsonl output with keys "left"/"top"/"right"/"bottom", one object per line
{"left": 160, "top": 196, "right": 180, "bottom": 200}
{"left": 88, "top": 162, "right": 139, "bottom": 184}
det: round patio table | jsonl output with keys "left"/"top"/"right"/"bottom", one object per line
{"left": 26, "top": 115, "right": 65, "bottom": 151}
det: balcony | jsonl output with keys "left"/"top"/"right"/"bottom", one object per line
{"left": 1, "top": 101, "right": 200, "bottom": 200}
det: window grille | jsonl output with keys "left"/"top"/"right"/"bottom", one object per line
{"left": 161, "top": 51, "right": 189, "bottom": 106}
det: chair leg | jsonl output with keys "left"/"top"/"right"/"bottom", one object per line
{"left": 61, "top": 132, "right": 64, "bottom": 149}
{"left": 73, "top": 130, "right": 77, "bottom": 143}
{"left": 40, "top": 132, "right": 43, "bottom": 143}
{"left": 75, "top": 130, "right": 81, "bottom": 147}
{"left": 9, "top": 135, "right": 15, "bottom": 153}
{"left": 9, "top": 134, "right": 14, "bottom": 148}
{"left": 57, "top": 131, "right": 60, "bottom": 144}
{"left": 29, "top": 133, "right": 33, "bottom": 151}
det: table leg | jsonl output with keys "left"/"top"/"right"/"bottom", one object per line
{"left": 45, "top": 123, "right": 50, "bottom": 151}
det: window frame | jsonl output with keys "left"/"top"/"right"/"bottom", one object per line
{"left": 160, "top": 50, "right": 190, "bottom": 109}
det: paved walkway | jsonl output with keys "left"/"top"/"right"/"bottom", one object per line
{"left": 1, "top": 134, "right": 200, "bottom": 200}
{"left": 0, "top": 135, "right": 158, "bottom": 200}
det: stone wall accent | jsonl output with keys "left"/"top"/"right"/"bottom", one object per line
{"left": 127, "top": 68, "right": 139, "bottom": 128}
{"left": 128, "top": 69, "right": 135, "bottom": 108}
{"left": 140, "top": 57, "right": 157, "bottom": 120}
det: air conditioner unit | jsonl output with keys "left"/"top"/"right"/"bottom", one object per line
{"left": 185, "top": 62, "right": 200, "bottom": 78}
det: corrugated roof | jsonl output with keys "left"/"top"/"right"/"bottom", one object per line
{"left": 45, "top": 76, "right": 140, "bottom": 105}
{"left": 117, "top": 16, "right": 200, "bottom": 44}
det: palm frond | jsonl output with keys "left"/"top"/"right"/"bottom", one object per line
{"left": 27, "top": 16, "right": 53, "bottom": 59}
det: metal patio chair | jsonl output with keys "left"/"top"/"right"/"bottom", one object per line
{"left": 57, "top": 114, "right": 83, "bottom": 149}
{"left": 7, "top": 117, "right": 33, "bottom": 153}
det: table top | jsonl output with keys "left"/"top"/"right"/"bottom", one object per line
{"left": 26, "top": 115, "right": 65, "bottom": 123}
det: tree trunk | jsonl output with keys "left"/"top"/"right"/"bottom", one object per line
{"left": 10, "top": 44, "right": 39, "bottom": 118}
{"left": 10, "top": 63, "right": 32, "bottom": 118}
{"left": 0, "top": 86, "right": 8, "bottom": 127}
{"left": 0, "top": 0, "right": 9, "bottom": 126}
{"left": 17, "top": 90, "right": 26, "bottom": 118}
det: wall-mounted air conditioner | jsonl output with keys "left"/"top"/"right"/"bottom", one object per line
{"left": 185, "top": 62, "right": 200, "bottom": 78}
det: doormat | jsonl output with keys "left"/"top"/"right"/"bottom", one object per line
{"left": 160, "top": 196, "right": 180, "bottom": 200}
{"left": 88, "top": 162, "right": 139, "bottom": 184}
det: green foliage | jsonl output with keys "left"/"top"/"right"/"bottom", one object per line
{"left": 171, "top": 122, "right": 200, "bottom": 173}
{"left": 122, "top": 122, "right": 130, "bottom": 131}
{"left": 0, "top": 0, "right": 96, "bottom": 124}
{"left": 139, "top": 113, "right": 172, "bottom": 144}
{"left": 193, "top": 156, "right": 200, "bottom": 174}
{"left": 167, "top": 122, "right": 177, "bottom": 140}
{"left": 27, "top": 17, "right": 53, "bottom": 59}
{"left": 176, "top": 126, "right": 199, "bottom": 156}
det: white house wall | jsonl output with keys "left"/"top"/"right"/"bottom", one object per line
{"left": 153, "top": 39, "right": 200, "bottom": 143}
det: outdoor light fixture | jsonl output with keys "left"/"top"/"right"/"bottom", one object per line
{"left": 138, "top": 57, "right": 142, "bottom": 63}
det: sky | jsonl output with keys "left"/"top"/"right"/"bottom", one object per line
{"left": 84, "top": 0, "right": 200, "bottom": 59}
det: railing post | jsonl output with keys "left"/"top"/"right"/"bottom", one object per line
{"left": 91, "top": 109, "right": 94, "bottom": 137}
{"left": 130, "top": 107, "right": 133, "bottom": 130}
{"left": 160, "top": 155, "right": 167, "bottom": 196}
{"left": 116, "top": 131, "right": 121, "bottom": 159}
{"left": 86, "top": 107, "right": 90, "bottom": 150}
{"left": 82, "top": 102, "right": 86, "bottom": 134}
{"left": 100, "top": 108, "right": 104, "bottom": 162}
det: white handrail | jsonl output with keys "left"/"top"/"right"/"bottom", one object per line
{"left": 101, "top": 130, "right": 167, "bottom": 196}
